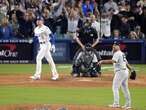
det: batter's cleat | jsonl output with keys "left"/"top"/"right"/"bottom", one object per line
{"left": 122, "top": 105, "right": 132, "bottom": 110}
{"left": 51, "top": 74, "right": 59, "bottom": 81}
{"left": 108, "top": 104, "right": 120, "bottom": 108}
{"left": 29, "top": 76, "right": 40, "bottom": 80}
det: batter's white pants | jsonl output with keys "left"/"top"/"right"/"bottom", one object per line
{"left": 34, "top": 42, "right": 58, "bottom": 78}
{"left": 112, "top": 70, "right": 131, "bottom": 106}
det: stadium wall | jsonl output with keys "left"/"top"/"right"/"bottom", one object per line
{"left": 0, "top": 39, "right": 145, "bottom": 64}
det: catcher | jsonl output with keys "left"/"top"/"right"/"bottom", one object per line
{"left": 71, "top": 17, "right": 101, "bottom": 77}
{"left": 72, "top": 43, "right": 101, "bottom": 77}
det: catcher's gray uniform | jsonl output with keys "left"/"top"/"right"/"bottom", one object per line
{"left": 72, "top": 44, "right": 101, "bottom": 77}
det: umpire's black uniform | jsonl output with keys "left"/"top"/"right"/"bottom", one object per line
{"left": 78, "top": 25, "right": 98, "bottom": 45}
{"left": 72, "top": 24, "right": 101, "bottom": 77}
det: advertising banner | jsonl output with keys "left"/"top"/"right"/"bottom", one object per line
{"left": 0, "top": 40, "right": 33, "bottom": 63}
{"left": 96, "top": 42, "right": 143, "bottom": 61}
{"left": 33, "top": 40, "right": 71, "bottom": 63}
{"left": 0, "top": 39, "right": 145, "bottom": 63}
{"left": 71, "top": 40, "right": 145, "bottom": 63}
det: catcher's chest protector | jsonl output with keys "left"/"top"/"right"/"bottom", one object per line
{"left": 81, "top": 51, "right": 94, "bottom": 67}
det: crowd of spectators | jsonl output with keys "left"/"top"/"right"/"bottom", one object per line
{"left": 0, "top": 0, "right": 146, "bottom": 40}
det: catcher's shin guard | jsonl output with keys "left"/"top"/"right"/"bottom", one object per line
{"left": 89, "top": 63, "right": 98, "bottom": 77}
{"left": 91, "top": 63, "right": 101, "bottom": 76}
{"left": 71, "top": 65, "right": 80, "bottom": 77}
{"left": 96, "top": 64, "right": 101, "bottom": 75}
{"left": 90, "top": 69, "right": 98, "bottom": 77}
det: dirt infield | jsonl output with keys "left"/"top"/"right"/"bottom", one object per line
{"left": 0, "top": 73, "right": 145, "bottom": 110}
{"left": 0, "top": 104, "right": 124, "bottom": 110}
{"left": 0, "top": 73, "right": 145, "bottom": 87}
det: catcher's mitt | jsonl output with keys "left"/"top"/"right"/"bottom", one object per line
{"left": 130, "top": 70, "right": 136, "bottom": 80}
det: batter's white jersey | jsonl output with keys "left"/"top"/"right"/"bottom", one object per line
{"left": 34, "top": 25, "right": 52, "bottom": 43}
{"left": 33, "top": 24, "right": 58, "bottom": 79}
{"left": 112, "top": 50, "right": 128, "bottom": 72}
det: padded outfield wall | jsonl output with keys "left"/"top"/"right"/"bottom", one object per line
{"left": 0, "top": 39, "right": 145, "bottom": 64}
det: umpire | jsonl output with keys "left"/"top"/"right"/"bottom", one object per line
{"left": 72, "top": 17, "right": 101, "bottom": 77}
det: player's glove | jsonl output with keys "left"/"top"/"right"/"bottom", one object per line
{"left": 50, "top": 44, "right": 56, "bottom": 53}
{"left": 130, "top": 69, "right": 136, "bottom": 80}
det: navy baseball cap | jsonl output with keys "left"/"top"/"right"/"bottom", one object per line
{"left": 36, "top": 16, "right": 44, "bottom": 21}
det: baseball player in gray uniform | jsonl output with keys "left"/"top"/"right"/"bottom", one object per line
{"left": 98, "top": 42, "right": 132, "bottom": 109}
{"left": 30, "top": 16, "right": 59, "bottom": 80}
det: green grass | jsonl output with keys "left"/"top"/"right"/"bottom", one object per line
{"left": 0, "top": 86, "right": 145, "bottom": 110}
{"left": 0, "top": 64, "right": 146, "bottom": 110}
{"left": 0, "top": 64, "right": 71, "bottom": 75}
{"left": 0, "top": 64, "right": 146, "bottom": 75}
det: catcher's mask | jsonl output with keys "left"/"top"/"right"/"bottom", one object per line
{"left": 85, "top": 43, "right": 92, "bottom": 51}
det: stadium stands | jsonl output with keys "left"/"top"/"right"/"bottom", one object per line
{"left": 0, "top": 0, "right": 145, "bottom": 40}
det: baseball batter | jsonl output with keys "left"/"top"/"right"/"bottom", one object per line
{"left": 98, "top": 42, "right": 131, "bottom": 109}
{"left": 30, "top": 16, "right": 59, "bottom": 80}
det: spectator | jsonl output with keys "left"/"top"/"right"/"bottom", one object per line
{"left": 18, "top": 11, "right": 35, "bottom": 38}
{"left": 65, "top": 7, "right": 80, "bottom": 39}
{"left": 128, "top": 31, "right": 138, "bottom": 40}
{"left": 119, "top": 15, "right": 131, "bottom": 38}
{"left": 112, "top": 29, "right": 121, "bottom": 40}
{"left": 0, "top": 0, "right": 9, "bottom": 24}
{"left": 66, "top": 0, "right": 76, "bottom": 6}
{"left": 139, "top": 6, "right": 146, "bottom": 35}
{"left": 134, "top": 25, "right": 145, "bottom": 39}
{"left": 8, "top": 4, "right": 24, "bottom": 23}
{"left": 52, "top": 0, "right": 65, "bottom": 18}
{"left": 100, "top": 11, "right": 112, "bottom": 39}
{"left": 82, "top": 0, "right": 94, "bottom": 16}
{"left": 104, "top": 0, "right": 119, "bottom": 14}
{"left": 0, "top": 10, "right": 5, "bottom": 23}
{"left": 10, "top": 13, "right": 19, "bottom": 38}
{"left": 90, "top": 14, "right": 100, "bottom": 37}
{"left": 0, "top": 16, "right": 13, "bottom": 39}
{"left": 90, "top": 0, "right": 100, "bottom": 18}
{"left": 136, "top": 0, "right": 146, "bottom": 8}
{"left": 119, "top": 0, "right": 128, "bottom": 12}
{"left": 0, "top": 0, "right": 9, "bottom": 16}
{"left": 74, "top": 0, "right": 84, "bottom": 18}
{"left": 43, "top": 8, "right": 56, "bottom": 33}
{"left": 0, "top": 0, "right": 145, "bottom": 40}
{"left": 58, "top": 10, "right": 68, "bottom": 36}
{"left": 54, "top": 9, "right": 68, "bottom": 38}
{"left": 110, "top": 14, "right": 121, "bottom": 32}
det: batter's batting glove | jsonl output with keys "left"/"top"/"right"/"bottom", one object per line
{"left": 50, "top": 44, "right": 56, "bottom": 53}
{"left": 130, "top": 69, "right": 136, "bottom": 80}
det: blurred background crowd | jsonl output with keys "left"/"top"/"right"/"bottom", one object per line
{"left": 0, "top": 0, "right": 146, "bottom": 40}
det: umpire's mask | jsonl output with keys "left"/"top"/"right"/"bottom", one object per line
{"left": 85, "top": 43, "right": 92, "bottom": 51}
